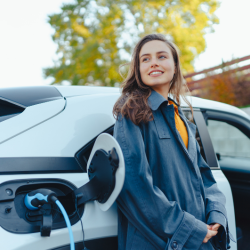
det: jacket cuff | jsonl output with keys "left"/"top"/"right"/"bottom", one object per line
{"left": 166, "top": 212, "right": 207, "bottom": 250}
{"left": 205, "top": 201, "right": 227, "bottom": 219}
{"left": 207, "top": 210, "right": 236, "bottom": 249}
{"left": 207, "top": 211, "right": 227, "bottom": 229}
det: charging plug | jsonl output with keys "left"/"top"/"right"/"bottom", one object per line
{"left": 24, "top": 188, "right": 58, "bottom": 210}
{"left": 25, "top": 188, "right": 76, "bottom": 250}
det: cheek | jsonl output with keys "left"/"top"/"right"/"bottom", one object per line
{"left": 164, "top": 61, "right": 175, "bottom": 73}
{"left": 140, "top": 63, "right": 148, "bottom": 74}
{"left": 163, "top": 61, "right": 173, "bottom": 70}
{"left": 140, "top": 64, "right": 148, "bottom": 78}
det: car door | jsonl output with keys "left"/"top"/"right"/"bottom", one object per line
{"left": 182, "top": 108, "right": 237, "bottom": 250}
{"left": 201, "top": 109, "right": 250, "bottom": 250}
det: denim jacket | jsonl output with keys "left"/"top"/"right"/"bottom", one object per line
{"left": 113, "top": 90, "right": 231, "bottom": 250}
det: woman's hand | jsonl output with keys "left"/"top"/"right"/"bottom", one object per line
{"left": 203, "top": 225, "right": 218, "bottom": 243}
{"left": 210, "top": 223, "right": 221, "bottom": 231}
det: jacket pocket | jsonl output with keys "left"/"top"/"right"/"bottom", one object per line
{"left": 153, "top": 111, "right": 171, "bottom": 139}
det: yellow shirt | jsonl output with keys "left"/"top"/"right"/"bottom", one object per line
{"left": 168, "top": 100, "right": 188, "bottom": 149}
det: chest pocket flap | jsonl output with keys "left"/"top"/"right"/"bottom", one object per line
{"left": 153, "top": 110, "right": 171, "bottom": 139}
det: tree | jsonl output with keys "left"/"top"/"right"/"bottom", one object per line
{"left": 185, "top": 56, "right": 250, "bottom": 107}
{"left": 44, "top": 0, "right": 220, "bottom": 86}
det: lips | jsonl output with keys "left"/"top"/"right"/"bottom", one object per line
{"left": 148, "top": 70, "right": 164, "bottom": 76}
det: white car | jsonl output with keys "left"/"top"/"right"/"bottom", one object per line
{"left": 0, "top": 86, "right": 249, "bottom": 250}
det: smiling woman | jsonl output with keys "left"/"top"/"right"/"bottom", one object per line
{"left": 113, "top": 34, "right": 192, "bottom": 126}
{"left": 112, "top": 34, "right": 231, "bottom": 250}
{"left": 139, "top": 41, "right": 176, "bottom": 98}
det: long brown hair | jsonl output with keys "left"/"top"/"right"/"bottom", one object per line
{"left": 113, "top": 34, "right": 193, "bottom": 125}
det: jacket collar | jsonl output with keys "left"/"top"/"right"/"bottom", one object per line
{"left": 148, "top": 89, "right": 179, "bottom": 111}
{"left": 148, "top": 89, "right": 196, "bottom": 161}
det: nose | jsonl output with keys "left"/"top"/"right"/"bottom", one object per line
{"left": 150, "top": 58, "right": 159, "bottom": 68}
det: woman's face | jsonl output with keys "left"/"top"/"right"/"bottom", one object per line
{"left": 139, "top": 40, "right": 176, "bottom": 94}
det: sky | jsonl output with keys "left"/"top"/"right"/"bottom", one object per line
{"left": 0, "top": 0, "right": 249, "bottom": 88}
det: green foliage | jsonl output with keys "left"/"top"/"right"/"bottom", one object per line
{"left": 44, "top": 0, "right": 220, "bottom": 86}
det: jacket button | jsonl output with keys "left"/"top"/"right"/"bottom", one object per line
{"left": 171, "top": 241, "right": 178, "bottom": 250}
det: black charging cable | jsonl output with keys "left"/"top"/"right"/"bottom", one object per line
{"left": 75, "top": 193, "right": 89, "bottom": 250}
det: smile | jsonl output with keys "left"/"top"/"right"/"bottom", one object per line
{"left": 149, "top": 71, "right": 164, "bottom": 76}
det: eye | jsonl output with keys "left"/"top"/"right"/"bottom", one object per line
{"left": 142, "top": 57, "right": 149, "bottom": 62}
{"left": 159, "top": 55, "right": 166, "bottom": 59}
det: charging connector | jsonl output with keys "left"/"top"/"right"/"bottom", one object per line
{"left": 24, "top": 189, "right": 75, "bottom": 250}
{"left": 24, "top": 189, "right": 57, "bottom": 210}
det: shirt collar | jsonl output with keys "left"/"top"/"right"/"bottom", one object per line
{"left": 168, "top": 100, "right": 179, "bottom": 115}
{"left": 148, "top": 89, "right": 179, "bottom": 111}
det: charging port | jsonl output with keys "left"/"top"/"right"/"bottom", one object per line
{"left": 0, "top": 178, "right": 84, "bottom": 234}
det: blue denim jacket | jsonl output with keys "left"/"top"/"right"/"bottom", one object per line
{"left": 113, "top": 90, "right": 230, "bottom": 250}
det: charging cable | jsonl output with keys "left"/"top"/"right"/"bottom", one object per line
{"left": 55, "top": 200, "right": 75, "bottom": 250}
{"left": 74, "top": 194, "right": 90, "bottom": 250}
{"left": 24, "top": 188, "right": 75, "bottom": 250}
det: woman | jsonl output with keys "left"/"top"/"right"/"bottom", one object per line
{"left": 113, "top": 34, "right": 230, "bottom": 250}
